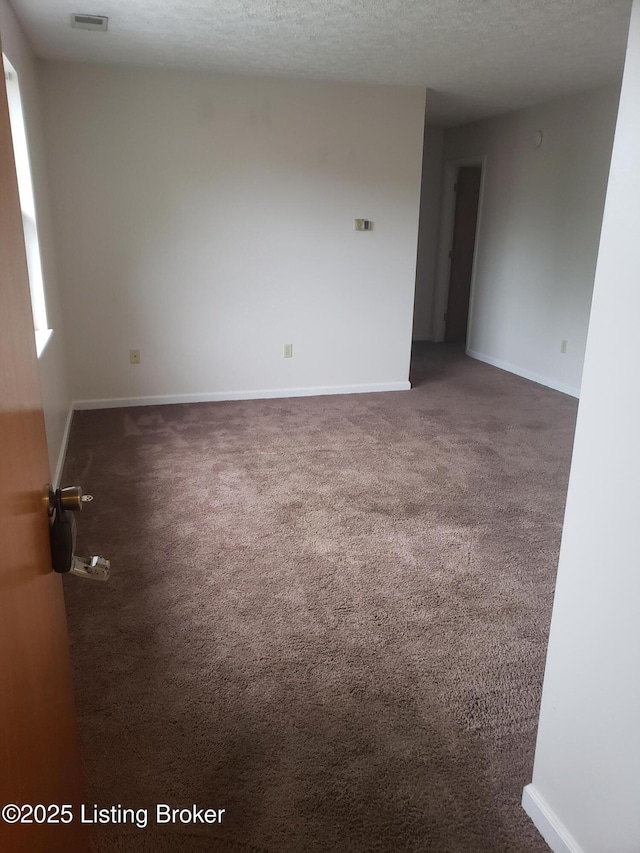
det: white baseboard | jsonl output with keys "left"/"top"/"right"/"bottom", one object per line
{"left": 53, "top": 403, "right": 74, "bottom": 488}
{"left": 73, "top": 381, "right": 411, "bottom": 411}
{"left": 467, "top": 349, "right": 580, "bottom": 399}
{"left": 522, "top": 784, "right": 584, "bottom": 853}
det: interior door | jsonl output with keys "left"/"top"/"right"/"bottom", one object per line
{"left": 445, "top": 165, "right": 482, "bottom": 343}
{"left": 0, "top": 35, "right": 86, "bottom": 853}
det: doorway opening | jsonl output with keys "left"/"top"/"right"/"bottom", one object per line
{"left": 410, "top": 158, "right": 484, "bottom": 388}
{"left": 428, "top": 157, "right": 485, "bottom": 351}
{"left": 444, "top": 165, "right": 482, "bottom": 343}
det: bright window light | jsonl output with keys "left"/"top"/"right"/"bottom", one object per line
{"left": 3, "top": 54, "right": 52, "bottom": 357}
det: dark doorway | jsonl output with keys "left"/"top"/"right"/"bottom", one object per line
{"left": 445, "top": 165, "right": 482, "bottom": 343}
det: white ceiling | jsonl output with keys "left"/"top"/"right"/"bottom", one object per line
{"left": 10, "top": 0, "right": 634, "bottom": 125}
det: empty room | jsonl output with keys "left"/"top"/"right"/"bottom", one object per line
{"left": 2, "top": 1, "right": 639, "bottom": 852}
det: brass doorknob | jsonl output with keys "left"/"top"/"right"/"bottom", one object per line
{"left": 46, "top": 485, "right": 93, "bottom": 516}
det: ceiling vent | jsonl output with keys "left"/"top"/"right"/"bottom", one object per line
{"left": 70, "top": 13, "right": 108, "bottom": 31}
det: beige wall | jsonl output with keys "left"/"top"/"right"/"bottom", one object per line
{"left": 0, "top": 0, "right": 71, "bottom": 481}
{"left": 442, "top": 85, "right": 620, "bottom": 396}
{"left": 524, "top": 2, "right": 640, "bottom": 850}
{"left": 40, "top": 62, "right": 426, "bottom": 405}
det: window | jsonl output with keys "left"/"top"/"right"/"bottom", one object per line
{"left": 3, "top": 55, "right": 52, "bottom": 357}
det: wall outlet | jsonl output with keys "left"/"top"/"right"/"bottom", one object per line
{"left": 284, "top": 344, "right": 293, "bottom": 359}
{"left": 561, "top": 340, "right": 568, "bottom": 355}
{"left": 130, "top": 349, "right": 141, "bottom": 364}
{"left": 354, "top": 218, "right": 373, "bottom": 231}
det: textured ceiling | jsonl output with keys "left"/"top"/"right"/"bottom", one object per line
{"left": 9, "top": 0, "right": 634, "bottom": 125}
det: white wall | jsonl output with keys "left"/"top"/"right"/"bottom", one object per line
{"left": 39, "top": 63, "right": 425, "bottom": 404}
{"left": 442, "top": 85, "right": 620, "bottom": 396}
{"left": 412, "top": 124, "right": 443, "bottom": 341}
{"left": 0, "top": 1, "right": 71, "bottom": 481}
{"left": 523, "top": 2, "right": 640, "bottom": 851}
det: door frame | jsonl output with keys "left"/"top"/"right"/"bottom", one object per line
{"left": 431, "top": 156, "right": 487, "bottom": 349}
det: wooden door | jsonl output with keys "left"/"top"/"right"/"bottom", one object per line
{"left": 0, "top": 37, "right": 86, "bottom": 853}
{"left": 445, "top": 165, "right": 482, "bottom": 343}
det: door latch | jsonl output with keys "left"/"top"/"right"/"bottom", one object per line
{"left": 47, "top": 485, "right": 110, "bottom": 580}
{"left": 70, "top": 555, "right": 110, "bottom": 582}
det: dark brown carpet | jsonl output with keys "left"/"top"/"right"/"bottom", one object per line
{"left": 62, "top": 344, "right": 577, "bottom": 852}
